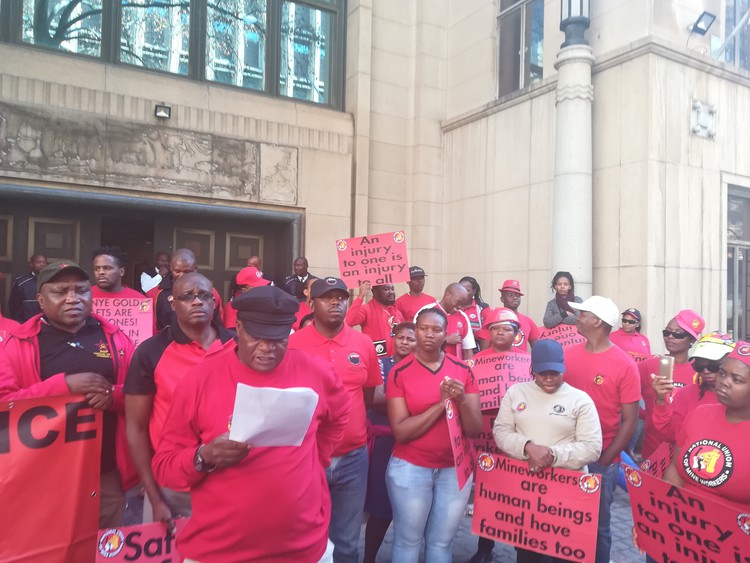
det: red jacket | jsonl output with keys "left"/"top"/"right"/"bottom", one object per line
{"left": 0, "top": 313, "right": 138, "bottom": 489}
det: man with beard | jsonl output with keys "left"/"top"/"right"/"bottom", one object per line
{"left": 346, "top": 282, "right": 404, "bottom": 357}
{"left": 91, "top": 246, "right": 144, "bottom": 300}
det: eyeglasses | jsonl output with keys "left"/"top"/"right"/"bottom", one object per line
{"left": 621, "top": 318, "right": 638, "bottom": 325}
{"left": 174, "top": 292, "right": 214, "bottom": 302}
{"left": 692, "top": 361, "right": 721, "bottom": 373}
{"left": 662, "top": 330, "right": 690, "bottom": 339}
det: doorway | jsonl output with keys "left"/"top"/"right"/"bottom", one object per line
{"left": 100, "top": 216, "right": 155, "bottom": 292}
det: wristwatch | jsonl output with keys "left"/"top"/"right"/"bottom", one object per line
{"left": 193, "top": 445, "right": 216, "bottom": 473}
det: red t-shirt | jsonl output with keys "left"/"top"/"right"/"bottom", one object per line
{"left": 651, "top": 384, "right": 719, "bottom": 442}
{"left": 512, "top": 311, "right": 541, "bottom": 352}
{"left": 91, "top": 285, "right": 146, "bottom": 300}
{"left": 416, "top": 302, "right": 475, "bottom": 358}
{"left": 293, "top": 300, "right": 312, "bottom": 330}
{"left": 564, "top": 343, "right": 641, "bottom": 453}
{"left": 639, "top": 358, "right": 695, "bottom": 458}
{"left": 152, "top": 350, "right": 351, "bottom": 562}
{"left": 610, "top": 328, "right": 652, "bottom": 356}
{"left": 676, "top": 403, "right": 750, "bottom": 511}
{"left": 345, "top": 297, "right": 404, "bottom": 357}
{"left": 395, "top": 292, "right": 436, "bottom": 322}
{"left": 288, "top": 324, "right": 382, "bottom": 456}
{"left": 386, "top": 354, "right": 479, "bottom": 468}
{"left": 459, "top": 301, "right": 487, "bottom": 334}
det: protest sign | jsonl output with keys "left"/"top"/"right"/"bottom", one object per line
{"left": 96, "top": 519, "right": 187, "bottom": 561}
{"left": 335, "top": 231, "right": 410, "bottom": 288}
{"left": 445, "top": 398, "right": 476, "bottom": 489}
{"left": 470, "top": 351, "right": 531, "bottom": 411}
{"left": 473, "top": 414, "right": 503, "bottom": 456}
{"left": 92, "top": 297, "right": 154, "bottom": 347}
{"left": 625, "top": 467, "right": 750, "bottom": 562}
{"left": 0, "top": 395, "right": 102, "bottom": 562}
{"left": 473, "top": 454, "right": 600, "bottom": 562}
{"left": 640, "top": 441, "right": 675, "bottom": 479}
{"left": 538, "top": 324, "right": 586, "bottom": 350}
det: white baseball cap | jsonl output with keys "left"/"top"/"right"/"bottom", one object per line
{"left": 569, "top": 296, "right": 620, "bottom": 328}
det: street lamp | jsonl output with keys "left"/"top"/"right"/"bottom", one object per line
{"left": 560, "top": 0, "right": 591, "bottom": 47}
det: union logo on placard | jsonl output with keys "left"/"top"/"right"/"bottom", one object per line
{"left": 478, "top": 452, "right": 495, "bottom": 472}
{"left": 625, "top": 467, "right": 643, "bottom": 488}
{"left": 336, "top": 240, "right": 348, "bottom": 251}
{"left": 98, "top": 529, "right": 125, "bottom": 558}
{"left": 683, "top": 439, "right": 733, "bottom": 488}
{"left": 640, "top": 459, "right": 652, "bottom": 472}
{"left": 465, "top": 359, "right": 475, "bottom": 368}
{"left": 139, "top": 300, "right": 151, "bottom": 312}
{"left": 445, "top": 400, "right": 455, "bottom": 419}
{"left": 737, "top": 514, "right": 750, "bottom": 536}
{"left": 393, "top": 231, "right": 405, "bottom": 244}
{"left": 578, "top": 473, "right": 601, "bottom": 494}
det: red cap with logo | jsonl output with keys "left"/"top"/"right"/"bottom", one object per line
{"left": 726, "top": 340, "right": 750, "bottom": 367}
{"left": 236, "top": 267, "right": 270, "bottom": 288}
{"left": 499, "top": 279, "right": 524, "bottom": 296}
{"left": 674, "top": 309, "right": 705, "bottom": 340}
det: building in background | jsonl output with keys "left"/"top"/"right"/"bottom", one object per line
{"left": 1, "top": 1, "right": 750, "bottom": 346}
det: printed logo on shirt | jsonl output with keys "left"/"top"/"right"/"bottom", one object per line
{"left": 348, "top": 352, "right": 361, "bottom": 366}
{"left": 393, "top": 231, "right": 405, "bottom": 244}
{"left": 673, "top": 382, "right": 686, "bottom": 389}
{"left": 478, "top": 452, "right": 495, "bottom": 472}
{"left": 624, "top": 467, "right": 643, "bottom": 488}
{"left": 737, "top": 514, "right": 750, "bottom": 536}
{"left": 469, "top": 312, "right": 477, "bottom": 319}
{"left": 465, "top": 359, "right": 476, "bottom": 368}
{"left": 641, "top": 340, "right": 647, "bottom": 347}
{"left": 457, "top": 321, "right": 464, "bottom": 330}
{"left": 167, "top": 294, "right": 174, "bottom": 303}
{"left": 512, "top": 329, "right": 526, "bottom": 348}
{"left": 373, "top": 340, "right": 387, "bottom": 357}
{"left": 593, "top": 374, "right": 604, "bottom": 385}
{"left": 94, "top": 341, "right": 112, "bottom": 359}
{"left": 578, "top": 473, "right": 601, "bottom": 494}
{"left": 336, "top": 240, "right": 348, "bottom": 251}
{"left": 551, "top": 404, "right": 565, "bottom": 415}
{"left": 98, "top": 529, "right": 125, "bottom": 558}
{"left": 682, "top": 439, "right": 733, "bottom": 488}
{"left": 738, "top": 344, "right": 750, "bottom": 356}
{"left": 516, "top": 402, "right": 527, "bottom": 412}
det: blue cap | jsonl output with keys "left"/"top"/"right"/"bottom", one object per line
{"left": 531, "top": 339, "right": 565, "bottom": 374}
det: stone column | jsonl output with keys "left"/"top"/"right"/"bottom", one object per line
{"left": 551, "top": 43, "right": 595, "bottom": 298}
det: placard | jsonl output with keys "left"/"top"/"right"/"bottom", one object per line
{"left": 625, "top": 467, "right": 750, "bottom": 562}
{"left": 470, "top": 351, "right": 531, "bottom": 411}
{"left": 335, "top": 231, "right": 410, "bottom": 288}
{"left": 538, "top": 324, "right": 586, "bottom": 350}
{"left": 0, "top": 395, "right": 102, "bottom": 562}
{"left": 445, "top": 398, "right": 476, "bottom": 490}
{"left": 640, "top": 441, "right": 675, "bottom": 479}
{"left": 96, "top": 519, "right": 187, "bottom": 561}
{"left": 92, "top": 297, "right": 154, "bottom": 347}
{"left": 473, "top": 454, "right": 600, "bottom": 562}
{"left": 473, "top": 414, "right": 503, "bottom": 456}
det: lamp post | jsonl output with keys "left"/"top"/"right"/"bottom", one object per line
{"left": 551, "top": 0, "right": 594, "bottom": 297}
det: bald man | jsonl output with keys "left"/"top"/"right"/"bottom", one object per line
{"left": 415, "top": 283, "right": 476, "bottom": 360}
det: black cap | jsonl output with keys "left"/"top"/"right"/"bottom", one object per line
{"left": 622, "top": 308, "right": 642, "bottom": 322}
{"left": 233, "top": 286, "right": 300, "bottom": 339}
{"left": 37, "top": 260, "right": 90, "bottom": 291}
{"left": 409, "top": 266, "right": 426, "bottom": 278}
{"left": 311, "top": 277, "right": 349, "bottom": 299}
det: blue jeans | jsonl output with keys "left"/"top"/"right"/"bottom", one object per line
{"left": 386, "top": 456, "right": 472, "bottom": 563}
{"left": 588, "top": 461, "right": 618, "bottom": 563}
{"left": 326, "top": 446, "right": 369, "bottom": 563}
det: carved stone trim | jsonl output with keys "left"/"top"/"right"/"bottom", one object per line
{"left": 555, "top": 84, "right": 594, "bottom": 105}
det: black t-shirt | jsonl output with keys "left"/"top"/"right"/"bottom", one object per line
{"left": 38, "top": 317, "right": 118, "bottom": 472}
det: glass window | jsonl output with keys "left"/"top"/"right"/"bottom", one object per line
{"left": 724, "top": 0, "right": 750, "bottom": 72}
{"left": 497, "top": 0, "right": 544, "bottom": 98}
{"left": 206, "top": 0, "right": 267, "bottom": 91}
{"left": 120, "top": 0, "right": 190, "bottom": 75}
{"left": 22, "top": 0, "right": 103, "bottom": 57}
{"left": 279, "top": 1, "right": 333, "bottom": 104}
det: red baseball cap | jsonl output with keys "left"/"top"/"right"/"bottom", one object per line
{"left": 727, "top": 340, "right": 750, "bottom": 368}
{"left": 236, "top": 267, "right": 270, "bottom": 288}
{"left": 674, "top": 309, "right": 705, "bottom": 340}
{"left": 499, "top": 279, "right": 524, "bottom": 296}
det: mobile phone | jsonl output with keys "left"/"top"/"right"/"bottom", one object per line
{"left": 659, "top": 355, "right": 674, "bottom": 382}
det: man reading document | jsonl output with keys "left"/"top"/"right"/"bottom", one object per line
{"left": 152, "top": 286, "right": 351, "bottom": 562}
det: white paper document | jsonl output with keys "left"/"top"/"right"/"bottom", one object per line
{"left": 228, "top": 383, "right": 319, "bottom": 447}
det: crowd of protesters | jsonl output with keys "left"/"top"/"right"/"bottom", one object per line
{"left": 1, "top": 253, "right": 749, "bottom": 563}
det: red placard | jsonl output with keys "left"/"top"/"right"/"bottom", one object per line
{"left": 445, "top": 398, "right": 477, "bottom": 489}
{"left": 472, "top": 454, "right": 600, "bottom": 562}
{"left": 473, "top": 414, "right": 503, "bottom": 456}
{"left": 470, "top": 351, "right": 531, "bottom": 411}
{"left": 92, "top": 297, "right": 154, "bottom": 347}
{"left": 335, "top": 231, "right": 410, "bottom": 289}
{"left": 0, "top": 395, "right": 102, "bottom": 562}
{"left": 96, "top": 519, "right": 187, "bottom": 561}
{"left": 538, "top": 324, "right": 586, "bottom": 350}
{"left": 625, "top": 467, "right": 750, "bottom": 561}
{"left": 640, "top": 441, "right": 675, "bottom": 479}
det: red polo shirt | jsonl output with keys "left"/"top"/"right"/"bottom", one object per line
{"left": 345, "top": 296, "right": 404, "bottom": 357}
{"left": 395, "top": 292, "right": 435, "bottom": 321}
{"left": 416, "top": 302, "right": 475, "bottom": 358}
{"left": 289, "top": 323, "right": 382, "bottom": 456}
{"left": 610, "top": 328, "right": 651, "bottom": 356}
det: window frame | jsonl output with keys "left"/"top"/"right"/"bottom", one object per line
{"left": 0, "top": 0, "right": 346, "bottom": 110}
{"left": 496, "top": 0, "right": 543, "bottom": 99}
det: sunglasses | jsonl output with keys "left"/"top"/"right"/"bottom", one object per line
{"left": 692, "top": 361, "right": 721, "bottom": 373}
{"left": 621, "top": 318, "right": 638, "bottom": 325}
{"left": 662, "top": 329, "right": 690, "bottom": 339}
{"left": 174, "top": 292, "right": 215, "bottom": 302}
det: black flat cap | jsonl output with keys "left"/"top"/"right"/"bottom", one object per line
{"left": 233, "top": 285, "right": 300, "bottom": 339}
{"left": 310, "top": 277, "right": 349, "bottom": 299}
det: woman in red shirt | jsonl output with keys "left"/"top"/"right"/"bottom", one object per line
{"left": 386, "top": 308, "right": 482, "bottom": 563}
{"left": 610, "top": 307, "right": 651, "bottom": 356}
